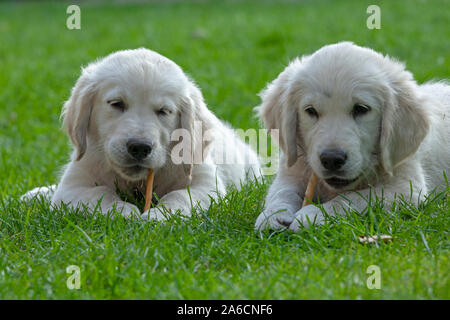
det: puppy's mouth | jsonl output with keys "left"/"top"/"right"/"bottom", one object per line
{"left": 324, "top": 176, "right": 359, "bottom": 189}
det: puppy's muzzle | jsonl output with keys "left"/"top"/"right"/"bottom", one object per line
{"left": 126, "top": 138, "right": 153, "bottom": 161}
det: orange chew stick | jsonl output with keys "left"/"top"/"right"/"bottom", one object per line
{"left": 144, "top": 169, "right": 154, "bottom": 212}
{"left": 302, "top": 172, "right": 317, "bottom": 208}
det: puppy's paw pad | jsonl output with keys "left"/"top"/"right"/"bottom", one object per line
{"left": 289, "top": 206, "right": 325, "bottom": 232}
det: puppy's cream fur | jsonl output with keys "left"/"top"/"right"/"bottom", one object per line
{"left": 24, "top": 48, "right": 260, "bottom": 220}
{"left": 255, "top": 42, "right": 449, "bottom": 231}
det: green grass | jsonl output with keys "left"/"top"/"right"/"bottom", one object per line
{"left": 0, "top": 0, "right": 449, "bottom": 299}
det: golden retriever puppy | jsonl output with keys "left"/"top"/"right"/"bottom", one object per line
{"left": 24, "top": 48, "right": 260, "bottom": 220}
{"left": 255, "top": 42, "right": 449, "bottom": 232}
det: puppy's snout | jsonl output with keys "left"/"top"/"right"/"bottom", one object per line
{"left": 320, "top": 149, "right": 347, "bottom": 171}
{"left": 126, "top": 139, "right": 153, "bottom": 161}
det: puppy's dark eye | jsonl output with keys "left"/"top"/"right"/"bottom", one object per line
{"left": 305, "top": 106, "right": 319, "bottom": 118}
{"left": 352, "top": 104, "right": 371, "bottom": 118}
{"left": 108, "top": 100, "right": 126, "bottom": 112}
{"left": 156, "top": 108, "right": 172, "bottom": 116}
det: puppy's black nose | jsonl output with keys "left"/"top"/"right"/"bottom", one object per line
{"left": 127, "top": 139, "right": 152, "bottom": 161}
{"left": 320, "top": 149, "right": 347, "bottom": 171}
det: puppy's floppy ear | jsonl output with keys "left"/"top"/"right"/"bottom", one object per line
{"left": 179, "top": 80, "right": 215, "bottom": 178}
{"left": 380, "top": 66, "right": 430, "bottom": 174}
{"left": 61, "top": 68, "right": 97, "bottom": 161}
{"left": 257, "top": 59, "right": 300, "bottom": 167}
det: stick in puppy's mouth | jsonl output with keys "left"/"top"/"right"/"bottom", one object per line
{"left": 144, "top": 168, "right": 154, "bottom": 212}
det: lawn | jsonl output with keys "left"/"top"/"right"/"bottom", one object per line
{"left": 0, "top": 0, "right": 448, "bottom": 299}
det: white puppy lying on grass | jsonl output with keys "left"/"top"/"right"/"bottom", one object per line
{"left": 24, "top": 48, "right": 260, "bottom": 220}
{"left": 255, "top": 42, "right": 449, "bottom": 232}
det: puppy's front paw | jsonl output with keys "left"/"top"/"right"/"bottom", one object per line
{"left": 289, "top": 205, "right": 325, "bottom": 232}
{"left": 255, "top": 208, "right": 295, "bottom": 231}
{"left": 21, "top": 185, "right": 56, "bottom": 202}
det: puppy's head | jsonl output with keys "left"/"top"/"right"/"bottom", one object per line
{"left": 62, "top": 48, "right": 212, "bottom": 182}
{"left": 258, "top": 42, "right": 429, "bottom": 191}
